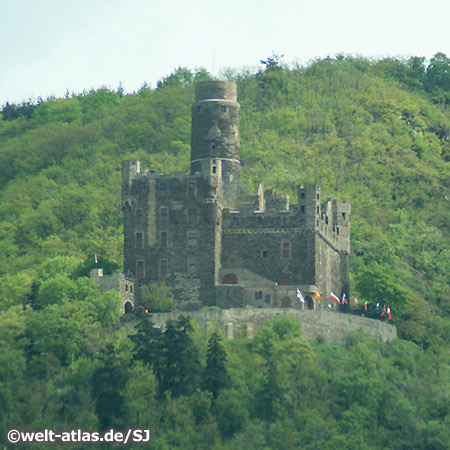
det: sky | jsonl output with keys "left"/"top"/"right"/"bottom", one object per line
{"left": 1, "top": 0, "right": 450, "bottom": 106}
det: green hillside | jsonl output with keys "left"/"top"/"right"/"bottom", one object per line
{"left": 2, "top": 55, "right": 450, "bottom": 448}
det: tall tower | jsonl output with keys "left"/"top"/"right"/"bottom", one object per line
{"left": 190, "top": 81, "right": 240, "bottom": 207}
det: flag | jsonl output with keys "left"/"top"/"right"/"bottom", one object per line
{"left": 364, "top": 301, "right": 368, "bottom": 311}
{"left": 353, "top": 297, "right": 358, "bottom": 306}
{"left": 387, "top": 306, "right": 392, "bottom": 320}
{"left": 381, "top": 304, "right": 386, "bottom": 317}
{"left": 94, "top": 253, "right": 98, "bottom": 264}
{"left": 316, "top": 291, "right": 321, "bottom": 302}
{"left": 375, "top": 302, "right": 380, "bottom": 312}
{"left": 342, "top": 293, "right": 348, "bottom": 304}
{"left": 297, "top": 289, "right": 305, "bottom": 303}
{"left": 331, "top": 292, "right": 341, "bottom": 304}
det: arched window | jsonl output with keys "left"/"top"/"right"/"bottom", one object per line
{"left": 281, "top": 241, "right": 291, "bottom": 259}
{"left": 222, "top": 273, "right": 238, "bottom": 284}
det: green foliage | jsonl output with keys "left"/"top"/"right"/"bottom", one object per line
{"left": 141, "top": 280, "right": 174, "bottom": 312}
{"left": 203, "top": 332, "right": 229, "bottom": 400}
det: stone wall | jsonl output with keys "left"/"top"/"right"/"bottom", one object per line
{"left": 145, "top": 308, "right": 397, "bottom": 344}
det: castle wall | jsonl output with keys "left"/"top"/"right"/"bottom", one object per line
{"left": 140, "top": 308, "right": 397, "bottom": 344}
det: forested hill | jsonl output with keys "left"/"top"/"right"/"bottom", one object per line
{"left": 3, "top": 55, "right": 450, "bottom": 339}
{"left": 4, "top": 55, "right": 450, "bottom": 449}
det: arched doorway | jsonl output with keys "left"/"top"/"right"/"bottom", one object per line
{"left": 222, "top": 273, "right": 238, "bottom": 284}
{"left": 305, "top": 296, "right": 314, "bottom": 310}
{"left": 124, "top": 302, "right": 134, "bottom": 313}
{"left": 281, "top": 296, "right": 291, "bottom": 308}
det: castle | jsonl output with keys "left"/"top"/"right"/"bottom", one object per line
{"left": 121, "top": 80, "right": 351, "bottom": 311}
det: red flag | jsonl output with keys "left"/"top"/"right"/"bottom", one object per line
{"left": 387, "top": 306, "right": 392, "bottom": 320}
{"left": 316, "top": 291, "right": 321, "bottom": 303}
{"left": 353, "top": 297, "right": 358, "bottom": 306}
{"left": 331, "top": 292, "right": 341, "bottom": 304}
{"left": 364, "top": 301, "right": 368, "bottom": 311}
{"left": 342, "top": 293, "right": 348, "bottom": 304}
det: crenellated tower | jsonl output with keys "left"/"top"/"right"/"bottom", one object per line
{"left": 190, "top": 81, "right": 240, "bottom": 208}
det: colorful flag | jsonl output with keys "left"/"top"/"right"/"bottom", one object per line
{"left": 381, "top": 304, "right": 386, "bottom": 317}
{"left": 95, "top": 253, "right": 98, "bottom": 264}
{"left": 387, "top": 306, "right": 392, "bottom": 320}
{"left": 297, "top": 289, "right": 305, "bottom": 303}
{"left": 342, "top": 293, "right": 348, "bottom": 304}
{"left": 375, "top": 302, "right": 380, "bottom": 312}
{"left": 364, "top": 301, "right": 368, "bottom": 311}
{"left": 316, "top": 291, "right": 321, "bottom": 302}
{"left": 353, "top": 297, "right": 358, "bottom": 306}
{"left": 331, "top": 292, "right": 341, "bottom": 304}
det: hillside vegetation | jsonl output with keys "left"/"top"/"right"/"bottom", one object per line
{"left": 2, "top": 55, "right": 450, "bottom": 448}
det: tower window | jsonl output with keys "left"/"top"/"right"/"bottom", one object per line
{"left": 342, "top": 212, "right": 346, "bottom": 220}
{"left": 160, "top": 259, "right": 168, "bottom": 276}
{"left": 188, "top": 232, "right": 198, "bottom": 247}
{"left": 160, "top": 183, "right": 167, "bottom": 197}
{"left": 188, "top": 182, "right": 196, "bottom": 198}
{"left": 282, "top": 217, "right": 288, "bottom": 227}
{"left": 233, "top": 217, "right": 239, "bottom": 227}
{"left": 317, "top": 206, "right": 319, "bottom": 214}
{"left": 160, "top": 231, "right": 168, "bottom": 248}
{"left": 212, "top": 166, "right": 217, "bottom": 174}
{"left": 282, "top": 241, "right": 291, "bottom": 259}
{"left": 136, "top": 209, "right": 143, "bottom": 224}
{"left": 220, "top": 105, "right": 227, "bottom": 112}
{"left": 161, "top": 208, "right": 168, "bottom": 223}
{"left": 188, "top": 208, "right": 198, "bottom": 224}
{"left": 189, "top": 258, "right": 197, "bottom": 274}
{"left": 301, "top": 192, "right": 305, "bottom": 199}
{"left": 136, "top": 260, "right": 145, "bottom": 278}
{"left": 135, "top": 232, "right": 143, "bottom": 249}
{"left": 317, "top": 193, "right": 320, "bottom": 200}
{"left": 301, "top": 205, "right": 305, "bottom": 213}
{"left": 262, "top": 250, "right": 268, "bottom": 258}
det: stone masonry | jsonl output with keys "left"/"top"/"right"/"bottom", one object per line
{"left": 122, "top": 81, "right": 351, "bottom": 310}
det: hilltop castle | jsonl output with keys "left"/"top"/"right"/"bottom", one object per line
{"left": 121, "top": 81, "right": 350, "bottom": 311}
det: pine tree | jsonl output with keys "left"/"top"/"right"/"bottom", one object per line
{"left": 91, "top": 344, "right": 127, "bottom": 429}
{"left": 203, "top": 331, "right": 229, "bottom": 400}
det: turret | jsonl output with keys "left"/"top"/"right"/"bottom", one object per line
{"left": 190, "top": 81, "right": 240, "bottom": 208}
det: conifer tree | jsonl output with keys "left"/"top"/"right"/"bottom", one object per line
{"left": 203, "top": 331, "right": 229, "bottom": 400}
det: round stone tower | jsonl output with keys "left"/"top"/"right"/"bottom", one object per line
{"left": 190, "top": 80, "right": 240, "bottom": 206}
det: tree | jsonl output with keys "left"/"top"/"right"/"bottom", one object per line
{"left": 91, "top": 344, "right": 128, "bottom": 430}
{"left": 203, "top": 332, "right": 229, "bottom": 400}
{"left": 140, "top": 281, "right": 174, "bottom": 312}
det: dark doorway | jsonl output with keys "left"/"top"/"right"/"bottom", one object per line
{"left": 281, "top": 296, "right": 291, "bottom": 308}
{"left": 222, "top": 273, "right": 238, "bottom": 284}
{"left": 124, "top": 302, "right": 134, "bottom": 313}
{"left": 305, "top": 296, "right": 314, "bottom": 310}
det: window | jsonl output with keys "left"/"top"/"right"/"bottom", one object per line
{"left": 161, "top": 208, "right": 168, "bottom": 224}
{"left": 265, "top": 294, "right": 271, "bottom": 304}
{"left": 136, "top": 232, "right": 143, "bottom": 249}
{"left": 160, "top": 231, "right": 168, "bottom": 248}
{"left": 233, "top": 217, "right": 239, "bottom": 227}
{"left": 188, "top": 208, "right": 197, "bottom": 224}
{"left": 160, "top": 259, "right": 168, "bottom": 276}
{"left": 262, "top": 250, "right": 268, "bottom": 258}
{"left": 188, "top": 182, "right": 196, "bottom": 198}
{"left": 130, "top": 285, "right": 133, "bottom": 294}
{"left": 189, "top": 258, "right": 197, "bottom": 274}
{"left": 282, "top": 217, "right": 288, "bottom": 227}
{"left": 220, "top": 105, "right": 227, "bottom": 112}
{"left": 301, "top": 205, "right": 305, "bottom": 213}
{"left": 282, "top": 241, "right": 291, "bottom": 259}
{"left": 188, "top": 232, "right": 198, "bottom": 247}
{"left": 160, "top": 183, "right": 167, "bottom": 197}
{"left": 125, "top": 284, "right": 128, "bottom": 292}
{"left": 317, "top": 193, "right": 320, "bottom": 200}
{"left": 342, "top": 212, "right": 346, "bottom": 220}
{"left": 255, "top": 291, "right": 263, "bottom": 300}
{"left": 136, "top": 260, "right": 145, "bottom": 278}
{"left": 317, "top": 206, "right": 319, "bottom": 214}
{"left": 212, "top": 188, "right": 216, "bottom": 195}
{"left": 301, "top": 192, "right": 305, "bottom": 199}
{"left": 212, "top": 165, "right": 217, "bottom": 174}
{"left": 136, "top": 209, "right": 143, "bottom": 224}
